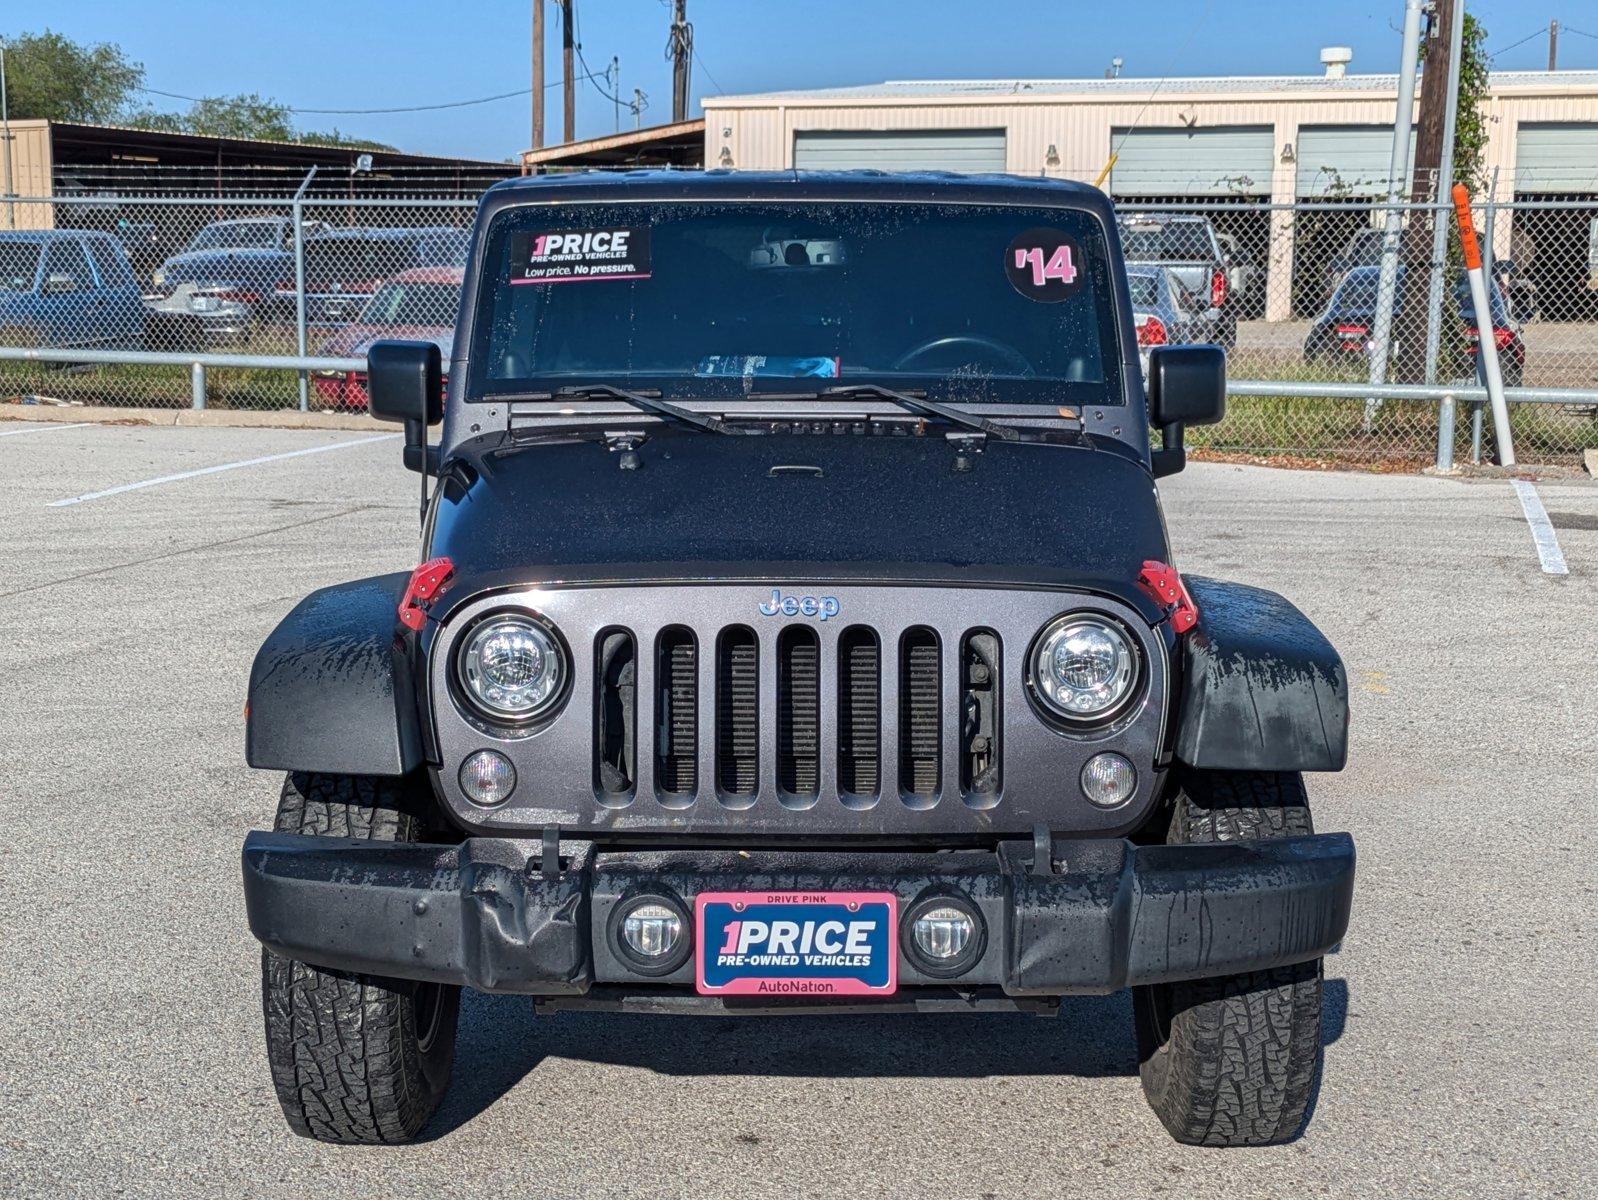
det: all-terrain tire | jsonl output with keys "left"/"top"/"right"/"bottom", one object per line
{"left": 261, "top": 772, "right": 461, "bottom": 1145}
{"left": 1133, "top": 769, "right": 1324, "bottom": 1147}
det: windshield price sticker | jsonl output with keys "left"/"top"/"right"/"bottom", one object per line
{"left": 509, "top": 227, "right": 651, "bottom": 284}
{"left": 1005, "top": 228, "right": 1083, "bottom": 302}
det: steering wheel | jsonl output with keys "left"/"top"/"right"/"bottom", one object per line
{"left": 892, "top": 334, "right": 1035, "bottom": 377}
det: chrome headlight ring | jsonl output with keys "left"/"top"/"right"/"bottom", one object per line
{"left": 1028, "top": 613, "right": 1141, "bottom": 725}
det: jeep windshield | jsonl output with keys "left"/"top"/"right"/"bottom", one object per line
{"left": 467, "top": 201, "right": 1124, "bottom": 406}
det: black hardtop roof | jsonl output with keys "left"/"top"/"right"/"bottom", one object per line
{"left": 480, "top": 169, "right": 1115, "bottom": 215}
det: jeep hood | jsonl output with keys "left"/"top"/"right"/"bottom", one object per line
{"left": 427, "top": 429, "right": 1168, "bottom": 598}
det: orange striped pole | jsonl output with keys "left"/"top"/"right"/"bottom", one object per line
{"left": 1452, "top": 183, "right": 1515, "bottom": 465}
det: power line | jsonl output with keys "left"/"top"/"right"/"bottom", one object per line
{"left": 1486, "top": 24, "right": 1551, "bottom": 59}
{"left": 135, "top": 74, "right": 598, "bottom": 117}
{"left": 1564, "top": 24, "right": 1598, "bottom": 42}
{"left": 692, "top": 46, "right": 726, "bottom": 96}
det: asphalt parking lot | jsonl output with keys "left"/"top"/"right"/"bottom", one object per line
{"left": 2, "top": 420, "right": 1594, "bottom": 1199}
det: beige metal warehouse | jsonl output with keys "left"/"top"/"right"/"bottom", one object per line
{"left": 704, "top": 66, "right": 1598, "bottom": 320}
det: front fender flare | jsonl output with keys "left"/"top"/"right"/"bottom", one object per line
{"left": 245, "top": 573, "right": 424, "bottom": 777}
{"left": 1174, "top": 577, "right": 1349, "bottom": 772}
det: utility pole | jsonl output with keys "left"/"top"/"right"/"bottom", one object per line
{"left": 1548, "top": 20, "right": 1559, "bottom": 71}
{"left": 612, "top": 56, "right": 620, "bottom": 132}
{"left": 561, "top": 0, "right": 576, "bottom": 144}
{"left": 1400, "top": 0, "right": 1456, "bottom": 381}
{"left": 1365, "top": 0, "right": 1426, "bottom": 425}
{"left": 669, "top": 0, "right": 692, "bottom": 123}
{"left": 633, "top": 88, "right": 646, "bottom": 130}
{"left": 531, "top": 0, "right": 545, "bottom": 150}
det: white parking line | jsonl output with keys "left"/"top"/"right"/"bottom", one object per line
{"left": 47, "top": 434, "right": 402, "bottom": 508}
{"left": 0, "top": 422, "right": 94, "bottom": 438}
{"left": 1511, "top": 480, "right": 1570, "bottom": 576}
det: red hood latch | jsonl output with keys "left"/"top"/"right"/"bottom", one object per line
{"left": 1137, "top": 560, "right": 1199, "bottom": 634}
{"left": 397, "top": 556, "right": 455, "bottom": 632}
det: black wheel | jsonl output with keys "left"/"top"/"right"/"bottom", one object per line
{"left": 261, "top": 772, "right": 460, "bottom": 1145}
{"left": 1133, "top": 769, "right": 1324, "bottom": 1147}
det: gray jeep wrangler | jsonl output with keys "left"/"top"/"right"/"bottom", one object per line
{"left": 241, "top": 171, "right": 1355, "bottom": 1148}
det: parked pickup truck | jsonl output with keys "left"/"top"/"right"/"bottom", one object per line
{"left": 1118, "top": 212, "right": 1237, "bottom": 347}
{"left": 240, "top": 171, "right": 1355, "bottom": 1149}
{"left": 0, "top": 229, "right": 146, "bottom": 350}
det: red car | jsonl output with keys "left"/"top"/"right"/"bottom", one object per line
{"left": 313, "top": 267, "right": 462, "bottom": 411}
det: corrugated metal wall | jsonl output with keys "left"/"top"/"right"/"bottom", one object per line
{"left": 1294, "top": 125, "right": 1418, "bottom": 196}
{"left": 1513, "top": 122, "right": 1598, "bottom": 192}
{"left": 793, "top": 129, "right": 1007, "bottom": 172}
{"left": 1109, "top": 127, "right": 1274, "bottom": 196}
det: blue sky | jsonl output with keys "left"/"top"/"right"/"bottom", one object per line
{"left": 30, "top": 1, "right": 1598, "bottom": 160}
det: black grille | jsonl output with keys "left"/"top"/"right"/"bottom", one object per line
{"left": 899, "top": 628, "right": 941, "bottom": 799}
{"left": 716, "top": 628, "right": 759, "bottom": 795}
{"left": 777, "top": 628, "right": 820, "bottom": 797}
{"left": 838, "top": 628, "right": 880, "bottom": 796}
{"left": 656, "top": 629, "right": 697, "bottom": 795}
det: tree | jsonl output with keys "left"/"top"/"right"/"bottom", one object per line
{"left": 181, "top": 93, "right": 295, "bottom": 141}
{"left": 0, "top": 29, "right": 144, "bottom": 123}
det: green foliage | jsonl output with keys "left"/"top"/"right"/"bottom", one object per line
{"left": 1451, "top": 12, "right": 1491, "bottom": 194}
{"left": 182, "top": 93, "right": 295, "bottom": 142}
{"left": 0, "top": 29, "right": 145, "bottom": 123}
{"left": 5, "top": 29, "right": 394, "bottom": 151}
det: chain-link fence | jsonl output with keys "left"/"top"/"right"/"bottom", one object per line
{"left": 4, "top": 181, "right": 1597, "bottom": 467}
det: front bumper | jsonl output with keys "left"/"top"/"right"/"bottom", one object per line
{"left": 241, "top": 832, "right": 1354, "bottom": 1004}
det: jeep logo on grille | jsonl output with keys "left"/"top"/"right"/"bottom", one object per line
{"left": 759, "top": 589, "right": 840, "bottom": 621}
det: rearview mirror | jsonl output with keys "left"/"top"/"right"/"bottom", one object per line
{"left": 1147, "top": 345, "right": 1226, "bottom": 477}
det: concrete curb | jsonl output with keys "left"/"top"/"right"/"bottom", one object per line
{"left": 0, "top": 404, "right": 385, "bottom": 431}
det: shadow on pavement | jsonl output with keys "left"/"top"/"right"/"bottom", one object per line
{"left": 424, "top": 976, "right": 1351, "bottom": 1141}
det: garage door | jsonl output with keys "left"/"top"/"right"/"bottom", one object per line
{"left": 1515, "top": 123, "right": 1598, "bottom": 192}
{"left": 793, "top": 130, "right": 1007, "bottom": 173}
{"left": 1109, "top": 127, "right": 1273, "bottom": 197}
{"left": 1295, "top": 125, "right": 1416, "bottom": 196}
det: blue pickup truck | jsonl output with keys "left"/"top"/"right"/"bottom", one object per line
{"left": 0, "top": 230, "right": 146, "bottom": 349}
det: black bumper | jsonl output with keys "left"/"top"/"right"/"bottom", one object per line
{"left": 241, "top": 832, "right": 1354, "bottom": 1001}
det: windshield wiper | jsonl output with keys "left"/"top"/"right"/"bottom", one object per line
{"left": 552, "top": 383, "right": 746, "bottom": 435}
{"left": 819, "top": 384, "right": 1021, "bottom": 442}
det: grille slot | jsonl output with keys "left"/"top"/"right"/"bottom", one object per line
{"left": 655, "top": 628, "right": 697, "bottom": 796}
{"left": 594, "top": 630, "right": 636, "bottom": 799}
{"left": 777, "top": 627, "right": 820, "bottom": 799}
{"left": 716, "top": 628, "right": 759, "bottom": 796}
{"left": 837, "top": 628, "right": 881, "bottom": 799}
{"left": 960, "top": 630, "right": 1002, "bottom": 803}
{"left": 899, "top": 627, "right": 942, "bottom": 801}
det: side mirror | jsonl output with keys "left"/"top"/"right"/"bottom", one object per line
{"left": 369, "top": 338, "right": 443, "bottom": 422}
{"left": 368, "top": 340, "right": 443, "bottom": 491}
{"left": 1147, "top": 344, "right": 1226, "bottom": 477}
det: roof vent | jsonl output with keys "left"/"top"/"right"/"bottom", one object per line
{"left": 1320, "top": 47, "right": 1354, "bottom": 79}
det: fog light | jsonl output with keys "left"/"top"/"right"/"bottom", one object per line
{"left": 612, "top": 896, "right": 690, "bottom": 974}
{"left": 902, "top": 895, "right": 985, "bottom": 978}
{"left": 621, "top": 903, "right": 683, "bottom": 960}
{"left": 459, "top": 749, "right": 516, "bottom": 806}
{"left": 912, "top": 906, "right": 975, "bottom": 961}
{"left": 1081, "top": 752, "right": 1136, "bottom": 807}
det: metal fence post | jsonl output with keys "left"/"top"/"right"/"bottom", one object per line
{"left": 190, "top": 361, "right": 206, "bottom": 410}
{"left": 291, "top": 167, "right": 318, "bottom": 413}
{"left": 1365, "top": 0, "right": 1426, "bottom": 431}
{"left": 1421, "top": 0, "right": 1466, "bottom": 385}
{"left": 1434, "top": 392, "right": 1456, "bottom": 472}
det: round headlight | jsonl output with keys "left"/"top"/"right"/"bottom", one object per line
{"left": 1031, "top": 615, "right": 1138, "bottom": 722}
{"left": 458, "top": 615, "right": 565, "bottom": 721}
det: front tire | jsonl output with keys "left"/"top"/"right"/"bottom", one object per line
{"left": 261, "top": 772, "right": 461, "bottom": 1144}
{"left": 1133, "top": 770, "right": 1325, "bottom": 1147}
